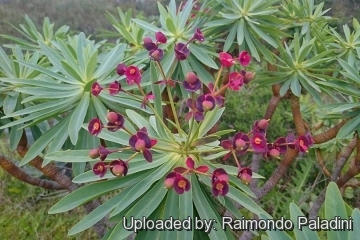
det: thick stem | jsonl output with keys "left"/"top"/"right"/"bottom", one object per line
{"left": 0, "top": 155, "right": 63, "bottom": 190}
{"left": 264, "top": 84, "right": 281, "bottom": 120}
{"left": 309, "top": 138, "right": 357, "bottom": 219}
{"left": 312, "top": 119, "right": 349, "bottom": 144}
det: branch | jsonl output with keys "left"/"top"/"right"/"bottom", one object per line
{"left": 312, "top": 119, "right": 349, "bottom": 144}
{"left": 16, "top": 130, "right": 107, "bottom": 237}
{"left": 0, "top": 155, "right": 63, "bottom": 190}
{"left": 315, "top": 149, "right": 331, "bottom": 178}
{"left": 264, "top": 84, "right": 281, "bottom": 120}
{"left": 309, "top": 138, "right": 357, "bottom": 219}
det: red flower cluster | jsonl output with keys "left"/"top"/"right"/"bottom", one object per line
{"left": 164, "top": 157, "right": 230, "bottom": 197}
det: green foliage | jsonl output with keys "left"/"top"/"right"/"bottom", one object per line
{"left": 261, "top": 182, "right": 360, "bottom": 240}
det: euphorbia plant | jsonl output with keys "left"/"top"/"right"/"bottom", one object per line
{"left": 44, "top": 27, "right": 314, "bottom": 239}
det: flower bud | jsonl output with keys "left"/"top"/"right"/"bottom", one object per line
{"left": 239, "top": 172, "right": 252, "bottom": 184}
{"left": 185, "top": 72, "right": 198, "bottom": 84}
{"left": 258, "top": 119, "right": 269, "bottom": 130}
{"left": 164, "top": 177, "right": 175, "bottom": 189}
{"left": 202, "top": 100, "right": 214, "bottom": 112}
{"left": 269, "top": 148, "right": 280, "bottom": 158}
{"left": 106, "top": 112, "right": 119, "bottom": 123}
{"left": 89, "top": 148, "right": 100, "bottom": 159}
{"left": 111, "top": 164, "right": 125, "bottom": 177}
{"left": 235, "top": 138, "right": 246, "bottom": 150}
{"left": 244, "top": 71, "right": 255, "bottom": 84}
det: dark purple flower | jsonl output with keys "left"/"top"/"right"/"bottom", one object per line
{"left": 273, "top": 137, "right": 287, "bottom": 154}
{"left": 125, "top": 66, "right": 142, "bottom": 85}
{"left": 297, "top": 135, "right": 310, "bottom": 152}
{"left": 185, "top": 98, "right": 204, "bottom": 121}
{"left": 286, "top": 133, "right": 297, "bottom": 149}
{"left": 173, "top": 175, "right": 191, "bottom": 194}
{"left": 149, "top": 48, "right": 164, "bottom": 61}
{"left": 237, "top": 167, "right": 252, "bottom": 184}
{"left": 109, "top": 159, "right": 129, "bottom": 177}
{"left": 108, "top": 80, "right": 121, "bottom": 95}
{"left": 183, "top": 72, "right": 201, "bottom": 92}
{"left": 192, "top": 28, "right": 205, "bottom": 42}
{"left": 212, "top": 180, "right": 229, "bottom": 196}
{"left": 106, "top": 112, "right": 125, "bottom": 132}
{"left": 91, "top": 82, "right": 103, "bottom": 96}
{"left": 175, "top": 43, "right": 190, "bottom": 61}
{"left": 88, "top": 118, "right": 103, "bottom": 136}
{"left": 155, "top": 31, "right": 167, "bottom": 44}
{"left": 98, "top": 145, "right": 112, "bottom": 161}
{"left": 174, "top": 157, "right": 209, "bottom": 174}
{"left": 211, "top": 168, "right": 229, "bottom": 185}
{"left": 233, "top": 132, "right": 250, "bottom": 154}
{"left": 251, "top": 133, "right": 267, "bottom": 153}
{"left": 143, "top": 37, "right": 157, "bottom": 51}
{"left": 196, "top": 94, "right": 215, "bottom": 112}
{"left": 93, "top": 161, "right": 107, "bottom": 178}
{"left": 129, "top": 128, "right": 157, "bottom": 162}
{"left": 116, "top": 63, "right": 127, "bottom": 76}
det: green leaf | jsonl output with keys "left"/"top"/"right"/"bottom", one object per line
{"left": 349, "top": 208, "right": 360, "bottom": 240}
{"left": 108, "top": 180, "right": 168, "bottom": 240}
{"left": 19, "top": 114, "right": 71, "bottom": 166}
{"left": 325, "top": 182, "right": 348, "bottom": 240}
{"left": 132, "top": 19, "right": 162, "bottom": 33}
{"left": 158, "top": 190, "right": 180, "bottom": 240}
{"left": 259, "top": 213, "right": 293, "bottom": 240}
{"left": 69, "top": 93, "right": 90, "bottom": 144}
{"left": 189, "top": 44, "right": 218, "bottom": 69}
{"left": 337, "top": 114, "right": 360, "bottom": 139}
{"left": 3, "top": 92, "right": 19, "bottom": 115}
{"left": 227, "top": 185, "right": 271, "bottom": 218}
{"left": 9, "top": 125, "right": 24, "bottom": 151}
{"left": 224, "top": 22, "right": 238, "bottom": 52}
{"left": 198, "top": 107, "right": 225, "bottom": 137}
{"left": 125, "top": 109, "right": 157, "bottom": 137}
{"left": 178, "top": 185, "right": 193, "bottom": 240}
{"left": 290, "top": 203, "right": 320, "bottom": 240}
{"left": 192, "top": 174, "right": 227, "bottom": 240}
{"left": 48, "top": 170, "right": 151, "bottom": 214}
{"left": 110, "top": 157, "right": 177, "bottom": 217}
{"left": 68, "top": 188, "right": 131, "bottom": 235}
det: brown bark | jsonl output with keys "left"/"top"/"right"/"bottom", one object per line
{"left": 312, "top": 119, "right": 349, "bottom": 144}
{"left": 0, "top": 155, "right": 63, "bottom": 190}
